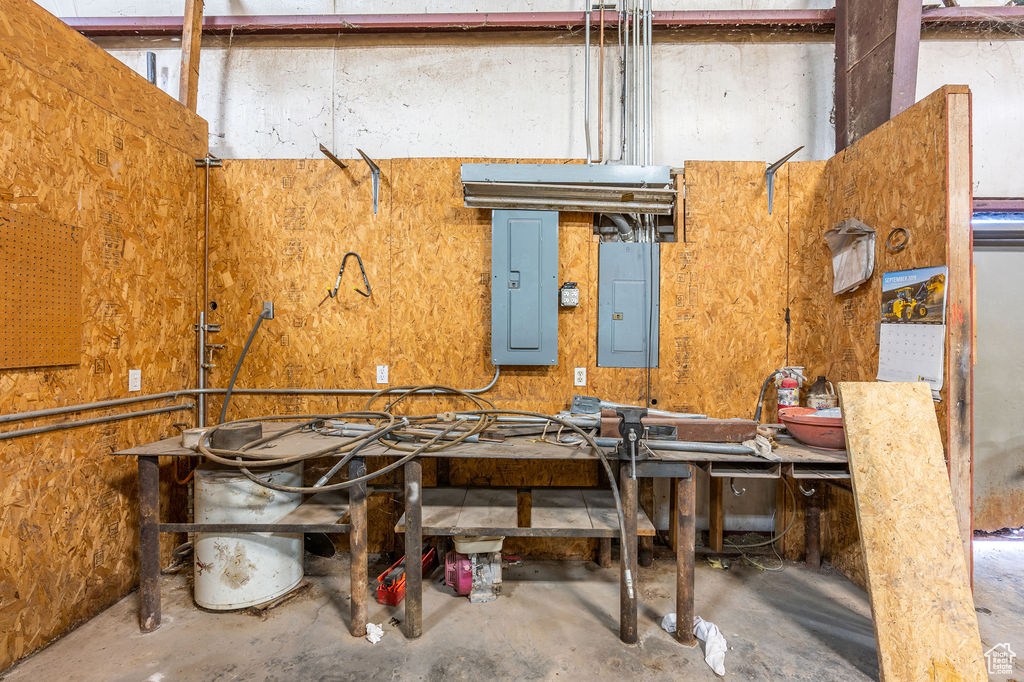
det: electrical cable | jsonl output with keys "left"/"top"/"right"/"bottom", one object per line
{"left": 218, "top": 309, "right": 271, "bottom": 424}
{"left": 753, "top": 369, "right": 785, "bottom": 423}
{"left": 193, "top": 396, "right": 638, "bottom": 599}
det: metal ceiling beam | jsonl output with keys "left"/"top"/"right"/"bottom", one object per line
{"left": 59, "top": 8, "right": 1024, "bottom": 38}
{"left": 834, "top": 0, "right": 923, "bottom": 152}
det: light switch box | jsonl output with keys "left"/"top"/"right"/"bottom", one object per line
{"left": 128, "top": 369, "right": 141, "bottom": 392}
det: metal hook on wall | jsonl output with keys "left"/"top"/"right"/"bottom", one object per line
{"left": 798, "top": 482, "right": 816, "bottom": 497}
{"left": 319, "top": 252, "right": 372, "bottom": 306}
{"left": 729, "top": 478, "right": 746, "bottom": 497}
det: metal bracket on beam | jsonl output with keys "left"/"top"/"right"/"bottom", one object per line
{"left": 194, "top": 154, "right": 223, "bottom": 168}
{"left": 765, "top": 145, "right": 803, "bottom": 215}
{"left": 357, "top": 148, "right": 381, "bottom": 215}
{"left": 318, "top": 143, "right": 348, "bottom": 169}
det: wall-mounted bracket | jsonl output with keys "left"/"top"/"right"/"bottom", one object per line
{"left": 318, "top": 143, "right": 348, "bottom": 169}
{"left": 194, "top": 155, "right": 222, "bottom": 168}
{"left": 765, "top": 145, "right": 803, "bottom": 215}
{"left": 357, "top": 148, "right": 381, "bottom": 215}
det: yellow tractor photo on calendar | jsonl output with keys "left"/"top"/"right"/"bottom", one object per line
{"left": 881, "top": 266, "right": 948, "bottom": 324}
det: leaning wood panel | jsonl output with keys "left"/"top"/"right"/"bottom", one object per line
{"left": 0, "top": 14, "right": 204, "bottom": 669}
{"left": 838, "top": 381, "right": 985, "bottom": 681}
{"left": 0, "top": 209, "right": 83, "bottom": 368}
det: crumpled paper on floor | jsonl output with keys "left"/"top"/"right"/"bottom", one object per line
{"left": 660, "top": 614, "right": 727, "bottom": 677}
{"left": 365, "top": 622, "right": 384, "bottom": 644}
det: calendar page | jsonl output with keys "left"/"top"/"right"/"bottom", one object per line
{"left": 876, "top": 266, "right": 948, "bottom": 393}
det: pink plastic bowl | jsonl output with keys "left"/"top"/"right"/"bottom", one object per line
{"left": 778, "top": 406, "right": 846, "bottom": 450}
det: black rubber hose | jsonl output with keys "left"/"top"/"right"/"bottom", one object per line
{"left": 753, "top": 369, "right": 785, "bottom": 423}
{"left": 218, "top": 310, "right": 270, "bottom": 424}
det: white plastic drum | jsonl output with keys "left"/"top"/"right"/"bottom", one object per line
{"left": 193, "top": 463, "right": 304, "bottom": 610}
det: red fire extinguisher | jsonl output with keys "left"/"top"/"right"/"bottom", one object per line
{"left": 778, "top": 376, "right": 799, "bottom": 407}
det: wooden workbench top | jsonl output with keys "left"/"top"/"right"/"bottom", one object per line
{"left": 114, "top": 420, "right": 846, "bottom": 466}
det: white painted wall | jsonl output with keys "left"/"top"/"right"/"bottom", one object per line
{"left": 99, "top": 35, "right": 1024, "bottom": 195}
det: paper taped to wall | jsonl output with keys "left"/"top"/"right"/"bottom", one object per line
{"left": 876, "top": 266, "right": 948, "bottom": 392}
{"left": 825, "top": 218, "right": 875, "bottom": 294}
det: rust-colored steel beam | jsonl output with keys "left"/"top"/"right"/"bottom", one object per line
{"left": 61, "top": 10, "right": 834, "bottom": 37}
{"left": 60, "top": 7, "right": 1024, "bottom": 37}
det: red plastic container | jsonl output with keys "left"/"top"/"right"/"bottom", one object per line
{"left": 778, "top": 406, "right": 846, "bottom": 450}
{"left": 375, "top": 547, "right": 437, "bottom": 606}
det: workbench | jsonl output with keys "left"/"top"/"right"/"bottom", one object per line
{"left": 115, "top": 424, "right": 847, "bottom": 645}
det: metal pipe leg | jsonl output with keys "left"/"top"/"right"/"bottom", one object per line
{"left": 675, "top": 468, "right": 696, "bottom": 646}
{"left": 404, "top": 460, "right": 423, "bottom": 638}
{"left": 805, "top": 487, "right": 822, "bottom": 570}
{"left": 619, "top": 462, "right": 638, "bottom": 644}
{"left": 349, "top": 457, "right": 368, "bottom": 637}
{"left": 138, "top": 456, "right": 161, "bottom": 632}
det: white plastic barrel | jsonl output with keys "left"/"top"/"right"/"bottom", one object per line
{"left": 193, "top": 463, "right": 304, "bottom": 610}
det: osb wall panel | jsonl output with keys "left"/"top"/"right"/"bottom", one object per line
{"left": 0, "top": 0, "right": 206, "bottom": 157}
{"left": 0, "top": 19, "right": 204, "bottom": 671}
{"left": 788, "top": 87, "right": 969, "bottom": 588}
{"left": 209, "top": 158, "right": 797, "bottom": 558}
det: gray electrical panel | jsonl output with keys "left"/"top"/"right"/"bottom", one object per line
{"left": 597, "top": 242, "right": 659, "bottom": 368}
{"left": 491, "top": 210, "right": 558, "bottom": 365}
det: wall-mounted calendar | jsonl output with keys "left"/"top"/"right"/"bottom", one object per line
{"left": 876, "top": 266, "right": 948, "bottom": 393}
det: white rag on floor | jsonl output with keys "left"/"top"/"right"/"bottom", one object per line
{"left": 660, "top": 614, "right": 727, "bottom": 677}
{"left": 365, "top": 622, "right": 384, "bottom": 644}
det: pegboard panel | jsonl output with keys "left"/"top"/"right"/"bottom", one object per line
{"left": 0, "top": 209, "right": 82, "bottom": 368}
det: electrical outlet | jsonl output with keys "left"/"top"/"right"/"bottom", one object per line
{"left": 574, "top": 367, "right": 586, "bottom": 387}
{"left": 128, "top": 369, "right": 141, "bottom": 392}
{"left": 376, "top": 365, "right": 389, "bottom": 384}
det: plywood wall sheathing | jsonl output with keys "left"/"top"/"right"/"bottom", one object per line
{"left": 0, "top": 0, "right": 205, "bottom": 669}
{"left": 0, "top": 0, "right": 206, "bottom": 158}
{"left": 788, "top": 86, "right": 974, "bottom": 584}
{"left": 839, "top": 382, "right": 985, "bottom": 681}
{"left": 208, "top": 158, "right": 795, "bottom": 556}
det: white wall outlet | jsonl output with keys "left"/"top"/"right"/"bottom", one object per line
{"left": 574, "top": 367, "right": 587, "bottom": 387}
{"left": 128, "top": 369, "right": 141, "bottom": 392}
{"left": 376, "top": 364, "right": 389, "bottom": 384}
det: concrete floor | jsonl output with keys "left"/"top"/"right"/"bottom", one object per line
{"left": 4, "top": 542, "right": 1022, "bottom": 681}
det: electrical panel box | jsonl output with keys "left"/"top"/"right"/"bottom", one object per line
{"left": 491, "top": 210, "right": 559, "bottom": 365}
{"left": 597, "top": 242, "right": 660, "bottom": 368}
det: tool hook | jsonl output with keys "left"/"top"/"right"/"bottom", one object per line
{"left": 320, "top": 251, "right": 372, "bottom": 306}
{"left": 729, "top": 478, "right": 746, "bottom": 497}
{"left": 798, "top": 482, "right": 816, "bottom": 497}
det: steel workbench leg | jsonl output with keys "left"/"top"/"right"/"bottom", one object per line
{"left": 138, "top": 455, "right": 161, "bottom": 632}
{"left": 619, "top": 462, "right": 638, "bottom": 644}
{"left": 805, "top": 486, "right": 822, "bottom": 570}
{"left": 675, "top": 469, "right": 696, "bottom": 646}
{"left": 349, "top": 457, "right": 368, "bottom": 637}
{"left": 404, "top": 459, "right": 423, "bottom": 639}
